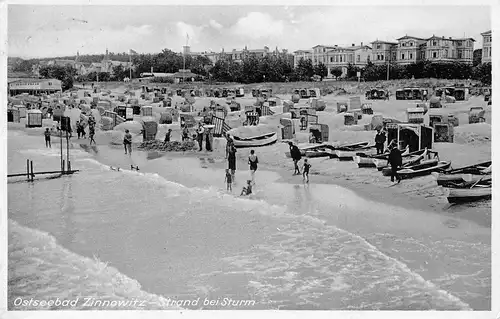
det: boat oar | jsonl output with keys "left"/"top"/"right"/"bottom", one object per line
{"left": 470, "top": 175, "right": 487, "bottom": 189}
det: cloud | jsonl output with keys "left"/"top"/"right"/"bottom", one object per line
{"left": 175, "top": 21, "right": 205, "bottom": 44}
{"left": 230, "top": 12, "right": 285, "bottom": 39}
{"left": 209, "top": 19, "right": 223, "bottom": 30}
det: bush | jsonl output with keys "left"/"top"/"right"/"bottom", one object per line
{"left": 138, "top": 140, "right": 197, "bottom": 152}
{"left": 149, "top": 77, "right": 174, "bottom": 84}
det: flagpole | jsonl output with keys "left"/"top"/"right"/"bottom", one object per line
{"left": 129, "top": 50, "right": 132, "bottom": 81}
{"left": 183, "top": 34, "right": 188, "bottom": 83}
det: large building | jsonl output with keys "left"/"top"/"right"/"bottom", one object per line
{"left": 371, "top": 40, "right": 398, "bottom": 64}
{"left": 8, "top": 78, "right": 62, "bottom": 96}
{"left": 395, "top": 35, "right": 427, "bottom": 65}
{"left": 185, "top": 45, "right": 292, "bottom": 65}
{"left": 424, "top": 35, "right": 475, "bottom": 64}
{"left": 293, "top": 43, "right": 372, "bottom": 78}
{"left": 481, "top": 30, "right": 492, "bottom": 63}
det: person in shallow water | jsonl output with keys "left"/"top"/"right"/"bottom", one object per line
{"left": 288, "top": 142, "right": 302, "bottom": 175}
{"left": 240, "top": 180, "right": 253, "bottom": 196}
{"left": 124, "top": 129, "right": 133, "bottom": 155}
{"left": 302, "top": 158, "right": 311, "bottom": 183}
{"left": 196, "top": 122, "right": 205, "bottom": 151}
{"left": 248, "top": 149, "right": 258, "bottom": 185}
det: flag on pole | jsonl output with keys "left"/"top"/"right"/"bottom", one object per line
{"left": 129, "top": 49, "right": 138, "bottom": 55}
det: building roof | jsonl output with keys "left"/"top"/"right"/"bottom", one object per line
{"left": 426, "top": 35, "right": 476, "bottom": 42}
{"left": 371, "top": 40, "right": 398, "bottom": 45}
{"left": 481, "top": 30, "right": 492, "bottom": 35}
{"left": 293, "top": 49, "right": 313, "bottom": 53}
{"left": 396, "top": 35, "right": 426, "bottom": 41}
{"left": 312, "top": 45, "right": 338, "bottom": 49}
{"left": 8, "top": 78, "right": 61, "bottom": 84}
{"left": 172, "top": 71, "right": 198, "bottom": 78}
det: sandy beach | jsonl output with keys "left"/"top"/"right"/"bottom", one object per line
{"left": 7, "top": 83, "right": 492, "bottom": 311}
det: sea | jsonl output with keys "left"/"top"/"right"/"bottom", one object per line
{"left": 7, "top": 130, "right": 491, "bottom": 310}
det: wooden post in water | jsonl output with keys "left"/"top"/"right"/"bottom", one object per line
{"left": 30, "top": 160, "right": 34, "bottom": 181}
{"left": 60, "top": 130, "right": 64, "bottom": 172}
{"left": 66, "top": 130, "right": 70, "bottom": 173}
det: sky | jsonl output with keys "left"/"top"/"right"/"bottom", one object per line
{"left": 8, "top": 4, "right": 491, "bottom": 58}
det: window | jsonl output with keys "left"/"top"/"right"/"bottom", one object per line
{"left": 458, "top": 51, "right": 462, "bottom": 58}
{"left": 409, "top": 42, "right": 413, "bottom": 46}
{"left": 409, "top": 53, "right": 413, "bottom": 59}
{"left": 330, "top": 57, "right": 333, "bottom": 62}
{"left": 323, "top": 48, "right": 326, "bottom": 52}
{"left": 340, "top": 56, "right": 343, "bottom": 62}
{"left": 432, "top": 52, "right": 437, "bottom": 58}
{"left": 377, "top": 54, "right": 380, "bottom": 60}
{"left": 489, "top": 48, "right": 492, "bottom": 57}
{"left": 381, "top": 54, "right": 384, "bottom": 61}
{"left": 432, "top": 40, "right": 437, "bottom": 46}
{"left": 401, "top": 53, "right": 405, "bottom": 60}
{"left": 367, "top": 55, "right": 370, "bottom": 61}
{"left": 48, "top": 82, "right": 52, "bottom": 85}
{"left": 377, "top": 44, "right": 381, "bottom": 49}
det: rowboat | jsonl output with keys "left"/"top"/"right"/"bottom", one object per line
{"left": 354, "top": 156, "right": 377, "bottom": 168}
{"left": 397, "top": 160, "right": 451, "bottom": 180}
{"left": 285, "top": 143, "right": 335, "bottom": 158}
{"left": 232, "top": 132, "right": 278, "bottom": 148}
{"left": 435, "top": 173, "right": 491, "bottom": 187}
{"left": 447, "top": 186, "right": 492, "bottom": 203}
{"left": 376, "top": 148, "right": 427, "bottom": 171}
{"left": 335, "top": 141, "right": 369, "bottom": 151}
{"left": 304, "top": 147, "right": 335, "bottom": 158}
{"left": 441, "top": 161, "right": 492, "bottom": 175}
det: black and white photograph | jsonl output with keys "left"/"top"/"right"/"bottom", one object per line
{"left": 2, "top": 0, "right": 497, "bottom": 317}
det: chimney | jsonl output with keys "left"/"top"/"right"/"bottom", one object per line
{"left": 352, "top": 43, "right": 355, "bottom": 46}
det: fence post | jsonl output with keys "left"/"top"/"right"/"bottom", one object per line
{"left": 26, "top": 159, "right": 30, "bottom": 181}
{"left": 30, "top": 160, "right": 34, "bottom": 181}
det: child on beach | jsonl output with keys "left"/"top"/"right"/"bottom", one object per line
{"left": 240, "top": 180, "right": 253, "bottom": 196}
{"left": 302, "top": 159, "right": 311, "bottom": 183}
{"left": 224, "top": 169, "right": 233, "bottom": 191}
{"left": 44, "top": 128, "right": 51, "bottom": 148}
{"left": 89, "top": 126, "right": 96, "bottom": 145}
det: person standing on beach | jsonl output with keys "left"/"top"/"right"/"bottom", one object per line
{"left": 225, "top": 134, "right": 234, "bottom": 159}
{"left": 224, "top": 169, "right": 233, "bottom": 191}
{"left": 227, "top": 144, "right": 237, "bottom": 183}
{"left": 288, "top": 142, "right": 302, "bottom": 175}
{"left": 196, "top": 122, "right": 205, "bottom": 151}
{"left": 248, "top": 149, "right": 258, "bottom": 185}
{"left": 375, "top": 129, "right": 386, "bottom": 155}
{"left": 164, "top": 129, "right": 172, "bottom": 143}
{"left": 182, "top": 126, "right": 189, "bottom": 141}
{"left": 124, "top": 129, "right": 133, "bottom": 155}
{"left": 388, "top": 140, "right": 402, "bottom": 183}
{"left": 44, "top": 128, "right": 51, "bottom": 148}
{"left": 89, "top": 126, "right": 96, "bottom": 145}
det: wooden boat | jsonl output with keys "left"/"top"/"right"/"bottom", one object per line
{"left": 335, "top": 141, "right": 369, "bottom": 151}
{"left": 375, "top": 148, "right": 427, "bottom": 171}
{"left": 354, "top": 156, "right": 377, "bottom": 168}
{"left": 447, "top": 186, "right": 491, "bottom": 203}
{"left": 304, "top": 147, "right": 335, "bottom": 158}
{"left": 435, "top": 173, "right": 490, "bottom": 187}
{"left": 441, "top": 161, "right": 491, "bottom": 175}
{"left": 285, "top": 143, "right": 335, "bottom": 158}
{"left": 232, "top": 132, "right": 278, "bottom": 148}
{"left": 397, "top": 160, "right": 451, "bottom": 180}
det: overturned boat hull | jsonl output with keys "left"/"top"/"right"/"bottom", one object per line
{"left": 447, "top": 187, "right": 492, "bottom": 203}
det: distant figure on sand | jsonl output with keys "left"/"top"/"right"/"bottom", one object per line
{"left": 89, "top": 126, "right": 96, "bottom": 145}
{"left": 375, "top": 129, "right": 386, "bottom": 155}
{"left": 303, "top": 158, "right": 311, "bottom": 183}
{"left": 225, "top": 134, "right": 234, "bottom": 159}
{"left": 388, "top": 140, "right": 402, "bottom": 183}
{"left": 248, "top": 149, "right": 258, "bottom": 185}
{"left": 44, "top": 128, "right": 51, "bottom": 148}
{"left": 164, "top": 129, "right": 172, "bottom": 143}
{"left": 288, "top": 142, "right": 302, "bottom": 175}
{"left": 182, "top": 126, "right": 189, "bottom": 141}
{"left": 227, "top": 143, "right": 237, "bottom": 182}
{"left": 224, "top": 169, "right": 233, "bottom": 191}
{"left": 196, "top": 122, "right": 205, "bottom": 151}
{"left": 240, "top": 180, "right": 253, "bottom": 196}
{"left": 124, "top": 129, "right": 133, "bottom": 154}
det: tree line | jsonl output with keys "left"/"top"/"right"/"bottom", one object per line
{"left": 20, "top": 47, "right": 492, "bottom": 91}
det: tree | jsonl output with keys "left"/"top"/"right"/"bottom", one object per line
{"left": 472, "top": 62, "right": 491, "bottom": 85}
{"left": 314, "top": 62, "right": 328, "bottom": 80}
{"left": 330, "top": 68, "right": 342, "bottom": 78}
{"left": 294, "top": 58, "right": 314, "bottom": 81}
{"left": 39, "top": 65, "right": 77, "bottom": 90}
{"left": 472, "top": 49, "right": 482, "bottom": 67}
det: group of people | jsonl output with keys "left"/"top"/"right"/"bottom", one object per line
{"left": 288, "top": 142, "right": 311, "bottom": 183}
{"left": 374, "top": 126, "right": 402, "bottom": 183}
{"left": 44, "top": 114, "right": 97, "bottom": 147}
{"left": 223, "top": 133, "right": 258, "bottom": 196}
